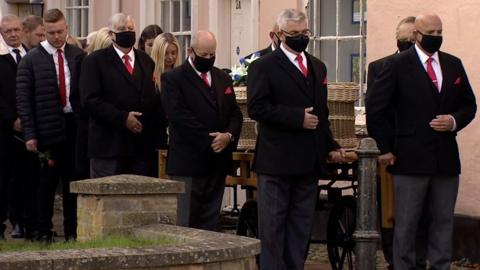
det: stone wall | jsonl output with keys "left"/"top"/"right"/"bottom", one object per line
{"left": 0, "top": 224, "right": 261, "bottom": 270}
{"left": 71, "top": 175, "right": 184, "bottom": 241}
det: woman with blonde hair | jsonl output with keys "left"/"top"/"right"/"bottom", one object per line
{"left": 151, "top": 33, "right": 181, "bottom": 91}
{"left": 85, "top": 27, "right": 112, "bottom": 54}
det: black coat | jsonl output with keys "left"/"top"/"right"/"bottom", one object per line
{"left": 366, "top": 46, "right": 476, "bottom": 175}
{"left": 247, "top": 48, "right": 340, "bottom": 176}
{"left": 161, "top": 62, "right": 243, "bottom": 177}
{"left": 16, "top": 43, "right": 84, "bottom": 147}
{"left": 366, "top": 53, "right": 396, "bottom": 146}
{"left": 80, "top": 45, "right": 167, "bottom": 159}
{"left": 0, "top": 53, "right": 19, "bottom": 130}
{"left": 244, "top": 45, "right": 273, "bottom": 60}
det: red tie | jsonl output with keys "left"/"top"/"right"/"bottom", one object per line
{"left": 57, "top": 49, "right": 67, "bottom": 107}
{"left": 296, "top": 54, "right": 308, "bottom": 78}
{"left": 426, "top": 57, "right": 439, "bottom": 91}
{"left": 123, "top": 54, "right": 133, "bottom": 75}
{"left": 201, "top": 72, "right": 210, "bottom": 87}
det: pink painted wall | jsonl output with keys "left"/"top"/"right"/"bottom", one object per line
{"left": 368, "top": 0, "right": 480, "bottom": 216}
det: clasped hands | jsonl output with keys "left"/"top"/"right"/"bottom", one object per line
{"left": 378, "top": 115, "right": 454, "bottom": 165}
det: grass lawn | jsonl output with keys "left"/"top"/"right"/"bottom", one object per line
{"left": 0, "top": 235, "right": 176, "bottom": 252}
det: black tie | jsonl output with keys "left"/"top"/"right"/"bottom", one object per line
{"left": 12, "top": 48, "right": 22, "bottom": 64}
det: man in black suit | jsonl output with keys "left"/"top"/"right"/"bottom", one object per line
{"left": 0, "top": 14, "right": 31, "bottom": 240}
{"left": 81, "top": 13, "right": 166, "bottom": 178}
{"left": 247, "top": 9, "right": 343, "bottom": 270}
{"left": 366, "top": 13, "right": 476, "bottom": 270}
{"left": 16, "top": 9, "right": 85, "bottom": 242}
{"left": 161, "top": 30, "right": 242, "bottom": 231}
{"left": 244, "top": 23, "right": 280, "bottom": 60}
{"left": 366, "top": 15, "right": 416, "bottom": 270}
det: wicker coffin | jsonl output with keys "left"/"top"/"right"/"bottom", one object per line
{"left": 327, "top": 82, "right": 359, "bottom": 149}
{"left": 234, "top": 86, "right": 256, "bottom": 151}
{"left": 234, "top": 83, "right": 359, "bottom": 150}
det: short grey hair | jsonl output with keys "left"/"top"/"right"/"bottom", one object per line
{"left": 108, "top": 13, "right": 134, "bottom": 31}
{"left": 0, "top": 14, "right": 21, "bottom": 29}
{"left": 276, "top": 9, "right": 307, "bottom": 30}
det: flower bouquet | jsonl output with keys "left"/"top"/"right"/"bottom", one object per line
{"left": 229, "top": 53, "right": 260, "bottom": 86}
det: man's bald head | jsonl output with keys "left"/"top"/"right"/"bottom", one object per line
{"left": 415, "top": 13, "right": 442, "bottom": 36}
{"left": 188, "top": 30, "right": 216, "bottom": 62}
{"left": 414, "top": 13, "right": 443, "bottom": 54}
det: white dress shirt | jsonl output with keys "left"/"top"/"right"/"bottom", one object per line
{"left": 7, "top": 44, "right": 26, "bottom": 63}
{"left": 414, "top": 44, "right": 456, "bottom": 130}
{"left": 113, "top": 44, "right": 135, "bottom": 69}
{"left": 188, "top": 56, "right": 211, "bottom": 86}
{"left": 40, "top": 40, "right": 72, "bottom": 113}
{"left": 280, "top": 43, "right": 307, "bottom": 74}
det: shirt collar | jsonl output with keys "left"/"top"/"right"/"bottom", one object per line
{"left": 188, "top": 56, "right": 210, "bottom": 76}
{"left": 113, "top": 44, "right": 135, "bottom": 62}
{"left": 40, "top": 40, "right": 66, "bottom": 54}
{"left": 280, "top": 43, "right": 306, "bottom": 63}
{"left": 415, "top": 43, "right": 439, "bottom": 65}
{"left": 7, "top": 44, "right": 25, "bottom": 54}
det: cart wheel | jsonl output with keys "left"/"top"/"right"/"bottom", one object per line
{"left": 327, "top": 195, "right": 356, "bottom": 270}
{"left": 236, "top": 199, "right": 258, "bottom": 238}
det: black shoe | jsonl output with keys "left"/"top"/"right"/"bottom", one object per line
{"left": 36, "top": 232, "right": 54, "bottom": 244}
{"left": 11, "top": 224, "right": 25, "bottom": 238}
{"left": 65, "top": 235, "right": 76, "bottom": 242}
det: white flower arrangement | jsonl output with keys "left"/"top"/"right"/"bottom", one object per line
{"left": 230, "top": 53, "right": 260, "bottom": 86}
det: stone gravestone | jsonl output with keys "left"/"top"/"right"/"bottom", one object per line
{"left": 70, "top": 174, "right": 184, "bottom": 241}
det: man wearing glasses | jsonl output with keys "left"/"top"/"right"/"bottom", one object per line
{"left": 248, "top": 9, "right": 344, "bottom": 270}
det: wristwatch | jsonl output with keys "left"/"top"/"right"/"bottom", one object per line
{"left": 226, "top": 132, "right": 234, "bottom": 142}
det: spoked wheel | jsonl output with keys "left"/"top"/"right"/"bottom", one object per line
{"left": 327, "top": 195, "right": 357, "bottom": 270}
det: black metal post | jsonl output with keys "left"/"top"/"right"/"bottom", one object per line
{"left": 354, "top": 137, "right": 380, "bottom": 270}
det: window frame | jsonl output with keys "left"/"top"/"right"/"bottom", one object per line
{"left": 64, "top": 0, "right": 90, "bottom": 39}
{"left": 307, "top": 0, "right": 367, "bottom": 106}
{"left": 156, "top": 0, "right": 192, "bottom": 58}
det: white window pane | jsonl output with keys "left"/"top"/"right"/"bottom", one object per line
{"left": 161, "top": 1, "right": 171, "bottom": 32}
{"left": 173, "top": 0, "right": 180, "bottom": 32}
{"left": 82, "top": 8, "right": 88, "bottom": 37}
{"left": 182, "top": 0, "right": 191, "bottom": 31}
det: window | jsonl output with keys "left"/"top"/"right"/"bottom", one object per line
{"left": 154, "top": 0, "right": 191, "bottom": 59}
{"left": 307, "top": 0, "right": 367, "bottom": 105}
{"left": 65, "top": 0, "right": 89, "bottom": 38}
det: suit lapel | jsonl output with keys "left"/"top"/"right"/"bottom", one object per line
{"left": 182, "top": 62, "right": 217, "bottom": 109}
{"left": 107, "top": 45, "right": 138, "bottom": 89}
{"left": 275, "top": 49, "right": 313, "bottom": 100}
{"left": 211, "top": 69, "right": 225, "bottom": 113}
{"left": 438, "top": 52, "right": 454, "bottom": 105}
{"left": 407, "top": 47, "right": 441, "bottom": 103}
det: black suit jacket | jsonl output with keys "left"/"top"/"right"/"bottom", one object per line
{"left": 244, "top": 45, "right": 273, "bottom": 60}
{"left": 161, "top": 61, "right": 243, "bottom": 177}
{"left": 247, "top": 49, "right": 340, "bottom": 176}
{"left": 80, "top": 45, "right": 167, "bottom": 158}
{"left": 0, "top": 53, "right": 19, "bottom": 130}
{"left": 366, "top": 46, "right": 476, "bottom": 175}
{"left": 366, "top": 53, "right": 396, "bottom": 146}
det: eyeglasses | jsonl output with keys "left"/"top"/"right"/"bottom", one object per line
{"left": 280, "top": 29, "right": 313, "bottom": 38}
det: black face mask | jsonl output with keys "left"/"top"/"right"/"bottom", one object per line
{"left": 113, "top": 31, "right": 136, "bottom": 48}
{"left": 192, "top": 49, "right": 215, "bottom": 72}
{"left": 418, "top": 32, "right": 442, "bottom": 54}
{"left": 397, "top": 39, "right": 414, "bottom": 52}
{"left": 284, "top": 34, "right": 310, "bottom": 53}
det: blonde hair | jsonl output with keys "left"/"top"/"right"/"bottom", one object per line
{"left": 151, "top": 33, "right": 181, "bottom": 90}
{"left": 85, "top": 27, "right": 112, "bottom": 54}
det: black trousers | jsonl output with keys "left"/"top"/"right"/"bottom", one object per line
{"left": 37, "top": 113, "right": 78, "bottom": 238}
{"left": 0, "top": 128, "right": 39, "bottom": 233}
{"left": 257, "top": 173, "right": 317, "bottom": 270}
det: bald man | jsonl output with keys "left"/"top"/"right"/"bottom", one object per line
{"left": 161, "top": 31, "right": 242, "bottom": 230}
{"left": 367, "top": 13, "right": 476, "bottom": 270}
